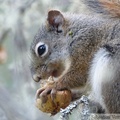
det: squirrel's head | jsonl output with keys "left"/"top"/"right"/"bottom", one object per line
{"left": 30, "top": 10, "right": 71, "bottom": 82}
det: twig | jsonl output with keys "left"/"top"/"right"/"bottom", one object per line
{"left": 60, "top": 95, "right": 90, "bottom": 120}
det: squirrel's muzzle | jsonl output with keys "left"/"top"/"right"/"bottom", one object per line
{"left": 32, "top": 74, "right": 41, "bottom": 82}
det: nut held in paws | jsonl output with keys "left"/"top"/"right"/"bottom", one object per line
{"left": 36, "top": 90, "right": 72, "bottom": 115}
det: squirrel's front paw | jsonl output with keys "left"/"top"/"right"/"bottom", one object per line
{"left": 36, "top": 76, "right": 57, "bottom": 103}
{"left": 36, "top": 85, "right": 57, "bottom": 104}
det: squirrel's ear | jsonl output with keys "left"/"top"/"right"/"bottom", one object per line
{"left": 46, "top": 10, "right": 65, "bottom": 33}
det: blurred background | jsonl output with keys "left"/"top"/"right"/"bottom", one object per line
{"left": 0, "top": 0, "right": 88, "bottom": 120}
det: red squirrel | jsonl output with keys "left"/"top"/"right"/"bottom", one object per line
{"left": 30, "top": 0, "right": 120, "bottom": 113}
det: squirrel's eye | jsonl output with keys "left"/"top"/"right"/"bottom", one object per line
{"left": 35, "top": 42, "right": 48, "bottom": 57}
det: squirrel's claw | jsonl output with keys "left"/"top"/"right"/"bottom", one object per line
{"left": 40, "top": 87, "right": 52, "bottom": 103}
{"left": 51, "top": 88, "right": 57, "bottom": 101}
{"left": 36, "top": 85, "right": 57, "bottom": 104}
{"left": 36, "top": 88, "right": 45, "bottom": 99}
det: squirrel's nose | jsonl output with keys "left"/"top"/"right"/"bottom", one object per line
{"left": 32, "top": 74, "right": 41, "bottom": 82}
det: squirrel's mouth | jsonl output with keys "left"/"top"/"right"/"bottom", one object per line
{"left": 32, "top": 69, "right": 63, "bottom": 82}
{"left": 51, "top": 69, "right": 62, "bottom": 78}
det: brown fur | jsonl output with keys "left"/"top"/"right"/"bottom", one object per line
{"left": 99, "top": 0, "right": 120, "bottom": 18}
